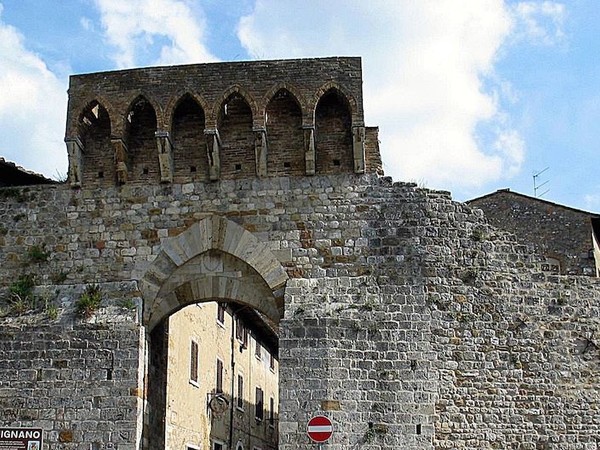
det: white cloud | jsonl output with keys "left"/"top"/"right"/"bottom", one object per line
{"left": 80, "top": 17, "right": 94, "bottom": 32}
{"left": 0, "top": 3, "right": 67, "bottom": 177}
{"left": 237, "top": 0, "right": 525, "bottom": 192}
{"left": 512, "top": 1, "right": 565, "bottom": 46}
{"left": 94, "top": 0, "right": 217, "bottom": 68}
{"left": 584, "top": 192, "right": 600, "bottom": 213}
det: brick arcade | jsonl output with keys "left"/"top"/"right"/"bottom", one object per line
{"left": 1, "top": 57, "right": 599, "bottom": 449}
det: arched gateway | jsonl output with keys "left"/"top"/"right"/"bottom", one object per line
{"left": 139, "top": 214, "right": 288, "bottom": 330}
{"left": 139, "top": 215, "right": 287, "bottom": 450}
{"left": 2, "top": 58, "right": 600, "bottom": 450}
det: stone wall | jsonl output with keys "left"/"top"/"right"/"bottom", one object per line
{"left": 0, "top": 283, "right": 144, "bottom": 449}
{"left": 1, "top": 174, "right": 600, "bottom": 449}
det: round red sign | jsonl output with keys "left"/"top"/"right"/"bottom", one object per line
{"left": 307, "top": 415, "right": 333, "bottom": 443}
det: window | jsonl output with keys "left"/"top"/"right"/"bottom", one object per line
{"left": 236, "top": 317, "right": 248, "bottom": 347}
{"left": 190, "top": 340, "right": 199, "bottom": 385}
{"left": 237, "top": 374, "right": 244, "bottom": 410}
{"left": 217, "top": 303, "right": 226, "bottom": 325}
{"left": 269, "top": 397, "right": 275, "bottom": 427}
{"left": 216, "top": 359, "right": 224, "bottom": 393}
{"left": 236, "top": 444, "right": 244, "bottom": 450}
{"left": 255, "top": 340, "right": 262, "bottom": 360}
{"left": 269, "top": 352, "right": 275, "bottom": 372}
{"left": 212, "top": 442, "right": 224, "bottom": 450}
{"left": 255, "top": 387, "right": 264, "bottom": 421}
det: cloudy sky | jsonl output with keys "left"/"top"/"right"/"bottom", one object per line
{"left": 1, "top": 0, "right": 599, "bottom": 210}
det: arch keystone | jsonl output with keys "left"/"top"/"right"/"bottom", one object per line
{"left": 137, "top": 215, "right": 288, "bottom": 330}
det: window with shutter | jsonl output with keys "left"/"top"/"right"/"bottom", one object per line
{"left": 255, "top": 387, "right": 264, "bottom": 421}
{"left": 190, "top": 340, "right": 199, "bottom": 385}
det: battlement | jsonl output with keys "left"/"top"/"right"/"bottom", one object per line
{"left": 65, "top": 57, "right": 381, "bottom": 188}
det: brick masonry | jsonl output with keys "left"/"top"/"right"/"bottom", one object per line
{"left": 1, "top": 58, "right": 600, "bottom": 449}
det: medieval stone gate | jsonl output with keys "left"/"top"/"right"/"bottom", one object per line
{"left": 1, "top": 58, "right": 599, "bottom": 450}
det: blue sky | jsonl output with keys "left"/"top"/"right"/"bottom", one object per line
{"left": 0, "top": 0, "right": 598, "bottom": 211}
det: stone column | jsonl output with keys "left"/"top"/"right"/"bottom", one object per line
{"left": 66, "top": 136, "right": 84, "bottom": 188}
{"left": 352, "top": 125, "right": 366, "bottom": 174}
{"left": 204, "top": 128, "right": 221, "bottom": 181}
{"left": 254, "top": 127, "right": 268, "bottom": 177}
{"left": 303, "top": 126, "right": 316, "bottom": 175}
{"left": 155, "top": 131, "right": 174, "bottom": 183}
{"left": 112, "top": 138, "right": 129, "bottom": 185}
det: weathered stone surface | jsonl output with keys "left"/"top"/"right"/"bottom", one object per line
{"left": 1, "top": 58, "right": 600, "bottom": 450}
{"left": 2, "top": 173, "right": 599, "bottom": 449}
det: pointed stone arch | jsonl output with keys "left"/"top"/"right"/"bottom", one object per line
{"left": 139, "top": 215, "right": 288, "bottom": 331}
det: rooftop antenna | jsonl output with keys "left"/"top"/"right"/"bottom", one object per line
{"left": 533, "top": 167, "right": 550, "bottom": 198}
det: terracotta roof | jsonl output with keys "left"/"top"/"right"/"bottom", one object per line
{"left": 0, "top": 157, "right": 57, "bottom": 186}
{"left": 467, "top": 188, "right": 599, "bottom": 216}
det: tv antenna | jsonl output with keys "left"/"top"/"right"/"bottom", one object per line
{"left": 533, "top": 167, "right": 550, "bottom": 198}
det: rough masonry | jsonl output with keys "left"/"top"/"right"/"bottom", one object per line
{"left": 1, "top": 57, "right": 599, "bottom": 450}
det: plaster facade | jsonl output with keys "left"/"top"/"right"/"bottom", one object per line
{"left": 165, "top": 302, "right": 278, "bottom": 450}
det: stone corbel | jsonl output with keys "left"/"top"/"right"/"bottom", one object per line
{"left": 303, "top": 125, "right": 316, "bottom": 175}
{"left": 155, "top": 131, "right": 174, "bottom": 183}
{"left": 112, "top": 138, "right": 129, "bottom": 185}
{"left": 253, "top": 127, "right": 268, "bottom": 177}
{"left": 204, "top": 128, "right": 221, "bottom": 181}
{"left": 66, "top": 136, "right": 84, "bottom": 188}
{"left": 352, "top": 125, "right": 366, "bottom": 174}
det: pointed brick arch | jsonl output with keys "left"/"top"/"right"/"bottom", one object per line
{"left": 115, "top": 90, "right": 163, "bottom": 137}
{"left": 139, "top": 215, "right": 288, "bottom": 330}
{"left": 216, "top": 88, "right": 257, "bottom": 178}
{"left": 314, "top": 86, "right": 354, "bottom": 174}
{"left": 265, "top": 87, "right": 305, "bottom": 176}
{"left": 262, "top": 82, "right": 307, "bottom": 120}
{"left": 164, "top": 90, "right": 210, "bottom": 131}
{"left": 124, "top": 94, "right": 160, "bottom": 183}
{"left": 169, "top": 93, "right": 209, "bottom": 182}
{"left": 210, "top": 85, "right": 258, "bottom": 128}
{"left": 75, "top": 99, "right": 114, "bottom": 187}
{"left": 311, "top": 82, "right": 360, "bottom": 125}
{"left": 66, "top": 94, "right": 115, "bottom": 142}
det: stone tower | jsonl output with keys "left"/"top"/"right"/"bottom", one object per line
{"left": 1, "top": 57, "right": 600, "bottom": 450}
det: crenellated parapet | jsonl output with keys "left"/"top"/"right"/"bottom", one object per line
{"left": 65, "top": 57, "right": 380, "bottom": 188}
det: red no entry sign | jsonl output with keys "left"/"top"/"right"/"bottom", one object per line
{"left": 307, "top": 415, "right": 333, "bottom": 443}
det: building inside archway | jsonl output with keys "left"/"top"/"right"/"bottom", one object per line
{"left": 161, "top": 301, "right": 279, "bottom": 450}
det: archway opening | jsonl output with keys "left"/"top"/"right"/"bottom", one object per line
{"left": 172, "top": 94, "right": 208, "bottom": 183}
{"left": 77, "top": 101, "right": 113, "bottom": 186}
{"left": 218, "top": 94, "right": 255, "bottom": 179}
{"left": 266, "top": 89, "right": 304, "bottom": 176}
{"left": 315, "top": 89, "right": 353, "bottom": 174}
{"left": 139, "top": 216, "right": 287, "bottom": 450}
{"left": 126, "top": 96, "right": 159, "bottom": 183}
{"left": 148, "top": 298, "right": 279, "bottom": 450}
